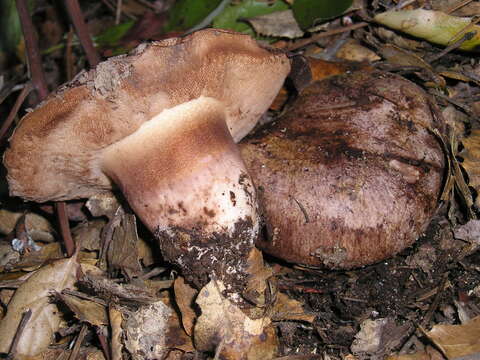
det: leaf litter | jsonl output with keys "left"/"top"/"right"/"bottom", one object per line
{"left": 1, "top": 0, "right": 480, "bottom": 359}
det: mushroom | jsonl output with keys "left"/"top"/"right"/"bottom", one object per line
{"left": 241, "top": 70, "right": 445, "bottom": 268}
{"left": 4, "top": 29, "right": 290, "bottom": 296}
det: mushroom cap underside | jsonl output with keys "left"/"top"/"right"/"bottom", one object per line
{"left": 4, "top": 29, "right": 290, "bottom": 202}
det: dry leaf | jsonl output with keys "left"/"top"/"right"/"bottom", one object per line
{"left": 3, "top": 242, "right": 63, "bottom": 272}
{"left": 174, "top": 276, "right": 197, "bottom": 336}
{"left": 80, "top": 271, "right": 157, "bottom": 304}
{"left": 195, "top": 280, "right": 278, "bottom": 360}
{"left": 247, "top": 10, "right": 304, "bottom": 39}
{"left": 459, "top": 129, "right": 480, "bottom": 208}
{"left": 86, "top": 192, "right": 120, "bottom": 219}
{"left": 123, "top": 298, "right": 193, "bottom": 360}
{"left": 375, "top": 9, "right": 480, "bottom": 51}
{"left": 0, "top": 256, "right": 79, "bottom": 357}
{"left": 271, "top": 292, "right": 315, "bottom": 323}
{"left": 107, "top": 213, "right": 142, "bottom": 278}
{"left": 351, "top": 318, "right": 410, "bottom": 357}
{"left": 336, "top": 39, "right": 380, "bottom": 62}
{"left": 0, "top": 210, "right": 55, "bottom": 243}
{"left": 453, "top": 220, "right": 480, "bottom": 244}
{"left": 73, "top": 219, "right": 105, "bottom": 252}
{"left": 387, "top": 345, "right": 444, "bottom": 360}
{"left": 109, "top": 306, "right": 123, "bottom": 360}
{"left": 426, "top": 315, "right": 480, "bottom": 359}
{"left": 56, "top": 291, "right": 108, "bottom": 326}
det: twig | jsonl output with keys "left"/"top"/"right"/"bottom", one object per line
{"left": 0, "top": 82, "right": 33, "bottom": 142}
{"left": 7, "top": 309, "right": 32, "bottom": 359}
{"left": 426, "top": 31, "right": 476, "bottom": 63}
{"left": 287, "top": 22, "right": 368, "bottom": 51}
{"left": 56, "top": 202, "right": 75, "bottom": 257}
{"left": 420, "top": 273, "right": 449, "bottom": 328}
{"left": 65, "top": 0, "right": 100, "bottom": 67}
{"left": 115, "top": 0, "right": 123, "bottom": 25}
{"left": 97, "top": 328, "right": 111, "bottom": 360}
{"left": 446, "top": 0, "right": 474, "bottom": 14}
{"left": 65, "top": 27, "right": 75, "bottom": 81}
{"left": 15, "top": 0, "right": 48, "bottom": 100}
{"left": 67, "top": 324, "right": 88, "bottom": 360}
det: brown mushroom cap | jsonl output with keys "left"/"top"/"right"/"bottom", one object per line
{"left": 241, "top": 71, "right": 445, "bottom": 268}
{"left": 4, "top": 29, "right": 290, "bottom": 295}
{"left": 4, "top": 29, "right": 290, "bottom": 203}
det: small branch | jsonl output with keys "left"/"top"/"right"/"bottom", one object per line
{"left": 65, "top": 0, "right": 100, "bottom": 67}
{"left": 15, "top": 0, "right": 48, "bottom": 100}
{"left": 287, "top": 22, "right": 368, "bottom": 51}
{"left": 97, "top": 328, "right": 112, "bottom": 360}
{"left": 67, "top": 324, "right": 88, "bottom": 360}
{"left": 115, "top": 0, "right": 123, "bottom": 25}
{"left": 56, "top": 202, "right": 75, "bottom": 257}
{"left": 0, "top": 82, "right": 33, "bottom": 142}
{"left": 7, "top": 309, "right": 32, "bottom": 359}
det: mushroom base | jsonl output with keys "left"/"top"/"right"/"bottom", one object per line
{"left": 155, "top": 217, "right": 256, "bottom": 303}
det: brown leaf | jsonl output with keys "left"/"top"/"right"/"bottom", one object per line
{"left": 247, "top": 10, "right": 304, "bottom": 39}
{"left": 85, "top": 192, "right": 120, "bottom": 219}
{"left": 387, "top": 346, "right": 444, "bottom": 360}
{"left": 426, "top": 316, "right": 480, "bottom": 359}
{"left": 194, "top": 280, "right": 278, "bottom": 360}
{"left": 271, "top": 292, "right": 315, "bottom": 323}
{"left": 174, "top": 276, "right": 197, "bottom": 336}
{"left": 336, "top": 39, "right": 380, "bottom": 62}
{"left": 109, "top": 306, "right": 123, "bottom": 360}
{"left": 56, "top": 292, "right": 108, "bottom": 327}
{"left": 73, "top": 219, "right": 105, "bottom": 252}
{"left": 107, "top": 213, "right": 142, "bottom": 278}
{"left": 0, "top": 209, "right": 55, "bottom": 243}
{"left": 0, "top": 256, "right": 79, "bottom": 357}
{"left": 460, "top": 129, "right": 480, "bottom": 208}
{"left": 123, "top": 297, "right": 193, "bottom": 360}
{"left": 3, "top": 242, "right": 63, "bottom": 273}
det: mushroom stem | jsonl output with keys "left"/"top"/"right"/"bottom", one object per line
{"left": 101, "top": 97, "right": 259, "bottom": 291}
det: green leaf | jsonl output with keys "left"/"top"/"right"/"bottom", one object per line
{"left": 213, "top": 0, "right": 289, "bottom": 35}
{"left": 292, "top": 0, "right": 353, "bottom": 30}
{"left": 0, "top": 0, "right": 23, "bottom": 58}
{"left": 95, "top": 21, "right": 135, "bottom": 48}
{"left": 166, "top": 0, "right": 223, "bottom": 31}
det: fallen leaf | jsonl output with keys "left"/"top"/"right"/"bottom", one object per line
{"left": 0, "top": 209, "right": 55, "bottom": 243}
{"left": 453, "top": 220, "right": 480, "bottom": 244}
{"left": 351, "top": 318, "right": 410, "bottom": 357}
{"left": 336, "top": 39, "right": 380, "bottom": 62}
{"left": 85, "top": 192, "right": 121, "bottom": 219}
{"left": 3, "top": 242, "right": 63, "bottom": 273}
{"left": 195, "top": 279, "right": 278, "bottom": 359}
{"left": 56, "top": 291, "right": 108, "bottom": 327}
{"left": 459, "top": 129, "right": 480, "bottom": 208}
{"left": 387, "top": 345, "right": 444, "bottom": 360}
{"left": 107, "top": 213, "right": 142, "bottom": 278}
{"left": 426, "top": 315, "right": 480, "bottom": 359}
{"left": 73, "top": 219, "right": 105, "bottom": 252}
{"left": 0, "top": 256, "right": 79, "bottom": 357}
{"left": 174, "top": 276, "right": 197, "bottom": 336}
{"left": 213, "top": 0, "right": 289, "bottom": 35}
{"left": 247, "top": 10, "right": 304, "bottom": 39}
{"left": 123, "top": 297, "right": 193, "bottom": 359}
{"left": 375, "top": 9, "right": 480, "bottom": 51}
{"left": 271, "top": 292, "right": 315, "bottom": 323}
{"left": 292, "top": 0, "right": 353, "bottom": 29}
{"left": 109, "top": 306, "right": 123, "bottom": 360}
